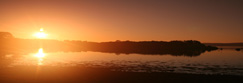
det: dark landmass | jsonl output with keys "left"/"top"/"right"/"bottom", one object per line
{"left": 204, "top": 43, "right": 243, "bottom": 46}
{"left": 0, "top": 32, "right": 217, "bottom": 56}
{"left": 205, "top": 43, "right": 243, "bottom": 50}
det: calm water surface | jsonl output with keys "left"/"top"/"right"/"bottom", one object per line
{"left": 2, "top": 47, "right": 242, "bottom": 76}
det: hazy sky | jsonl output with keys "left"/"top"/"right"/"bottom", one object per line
{"left": 0, "top": 0, "right": 242, "bottom": 43}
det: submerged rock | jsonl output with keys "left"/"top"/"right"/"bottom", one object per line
{"left": 235, "top": 48, "right": 241, "bottom": 51}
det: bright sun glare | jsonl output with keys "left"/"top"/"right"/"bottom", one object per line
{"left": 35, "top": 48, "right": 45, "bottom": 58}
{"left": 34, "top": 48, "right": 46, "bottom": 65}
{"left": 34, "top": 28, "right": 48, "bottom": 38}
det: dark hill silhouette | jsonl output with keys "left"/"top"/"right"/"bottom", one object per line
{"left": 0, "top": 32, "right": 14, "bottom": 39}
{"left": 0, "top": 32, "right": 218, "bottom": 56}
{"left": 204, "top": 43, "right": 243, "bottom": 46}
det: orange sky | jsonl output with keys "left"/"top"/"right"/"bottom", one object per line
{"left": 0, "top": 0, "right": 243, "bottom": 43}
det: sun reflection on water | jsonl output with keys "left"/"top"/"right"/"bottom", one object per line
{"left": 34, "top": 48, "right": 46, "bottom": 65}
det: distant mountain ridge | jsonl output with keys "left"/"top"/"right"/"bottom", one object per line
{"left": 204, "top": 43, "right": 243, "bottom": 46}
{"left": 0, "top": 32, "right": 219, "bottom": 56}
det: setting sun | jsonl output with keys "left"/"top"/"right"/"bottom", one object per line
{"left": 34, "top": 28, "right": 48, "bottom": 39}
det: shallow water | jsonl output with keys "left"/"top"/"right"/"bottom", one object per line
{"left": 2, "top": 47, "right": 243, "bottom": 76}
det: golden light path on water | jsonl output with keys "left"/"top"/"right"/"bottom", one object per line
{"left": 34, "top": 48, "right": 46, "bottom": 65}
{"left": 6, "top": 48, "right": 243, "bottom": 76}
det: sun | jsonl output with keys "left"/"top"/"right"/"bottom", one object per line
{"left": 35, "top": 32, "right": 47, "bottom": 38}
{"left": 34, "top": 28, "right": 48, "bottom": 38}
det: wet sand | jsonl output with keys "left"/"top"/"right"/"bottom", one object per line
{"left": 0, "top": 66, "right": 242, "bottom": 83}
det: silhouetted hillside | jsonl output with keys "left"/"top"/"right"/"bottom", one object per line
{"left": 0, "top": 32, "right": 14, "bottom": 39}
{"left": 0, "top": 32, "right": 218, "bottom": 56}
{"left": 204, "top": 43, "right": 243, "bottom": 46}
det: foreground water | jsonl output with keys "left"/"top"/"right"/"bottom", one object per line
{"left": 2, "top": 47, "right": 243, "bottom": 76}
